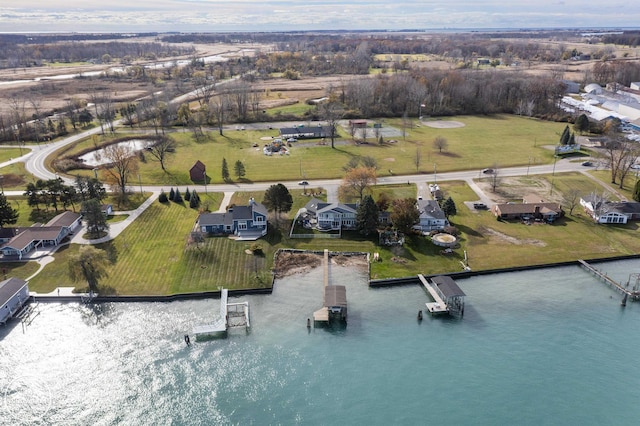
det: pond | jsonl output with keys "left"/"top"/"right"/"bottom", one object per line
{"left": 78, "top": 139, "right": 152, "bottom": 167}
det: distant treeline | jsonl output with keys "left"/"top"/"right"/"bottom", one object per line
{"left": 0, "top": 41, "right": 195, "bottom": 68}
{"left": 601, "top": 31, "right": 640, "bottom": 47}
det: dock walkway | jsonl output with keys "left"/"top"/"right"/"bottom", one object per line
{"left": 418, "top": 274, "right": 449, "bottom": 314}
{"left": 578, "top": 259, "right": 640, "bottom": 300}
{"left": 193, "top": 289, "right": 229, "bottom": 337}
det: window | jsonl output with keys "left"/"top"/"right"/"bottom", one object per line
{"left": 238, "top": 222, "right": 247, "bottom": 230}
{"left": 255, "top": 215, "right": 264, "bottom": 223}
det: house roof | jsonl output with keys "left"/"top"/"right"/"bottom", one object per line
{"left": 1, "top": 227, "right": 66, "bottom": 251}
{"left": 232, "top": 205, "right": 253, "bottom": 220}
{"left": 432, "top": 276, "right": 466, "bottom": 298}
{"left": 197, "top": 212, "right": 233, "bottom": 227}
{"left": 46, "top": 211, "right": 81, "bottom": 228}
{"left": 317, "top": 202, "right": 357, "bottom": 215}
{"left": 303, "top": 198, "right": 323, "bottom": 215}
{"left": 608, "top": 202, "right": 640, "bottom": 215}
{"left": 494, "top": 202, "right": 562, "bottom": 216}
{"left": 190, "top": 160, "right": 206, "bottom": 172}
{"left": 0, "top": 228, "right": 19, "bottom": 240}
{"left": 0, "top": 277, "right": 28, "bottom": 306}
{"left": 417, "top": 199, "right": 446, "bottom": 220}
{"left": 324, "top": 285, "right": 347, "bottom": 308}
{"left": 251, "top": 202, "right": 267, "bottom": 216}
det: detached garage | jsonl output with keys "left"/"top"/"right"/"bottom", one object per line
{"left": 0, "top": 277, "right": 29, "bottom": 325}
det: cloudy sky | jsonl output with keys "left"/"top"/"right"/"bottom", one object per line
{"left": 0, "top": 1, "right": 637, "bottom": 33}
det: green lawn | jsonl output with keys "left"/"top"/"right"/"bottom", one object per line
{"left": 55, "top": 114, "right": 567, "bottom": 186}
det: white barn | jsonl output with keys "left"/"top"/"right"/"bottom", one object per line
{"left": 0, "top": 277, "right": 29, "bottom": 325}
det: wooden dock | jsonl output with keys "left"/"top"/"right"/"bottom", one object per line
{"left": 578, "top": 260, "right": 640, "bottom": 300}
{"left": 418, "top": 274, "right": 449, "bottom": 315}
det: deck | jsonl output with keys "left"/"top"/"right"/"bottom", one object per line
{"left": 418, "top": 274, "right": 449, "bottom": 315}
{"left": 578, "top": 259, "right": 640, "bottom": 300}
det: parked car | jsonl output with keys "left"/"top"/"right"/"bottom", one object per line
{"left": 581, "top": 161, "right": 592, "bottom": 166}
{"left": 298, "top": 180, "right": 309, "bottom": 185}
{"left": 482, "top": 168, "right": 494, "bottom": 174}
{"left": 473, "top": 203, "right": 488, "bottom": 210}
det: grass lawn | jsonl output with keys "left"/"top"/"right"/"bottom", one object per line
{"left": 56, "top": 114, "right": 567, "bottom": 186}
{"left": 0, "top": 148, "right": 27, "bottom": 163}
{"left": 2, "top": 162, "right": 37, "bottom": 191}
{"left": 0, "top": 261, "right": 40, "bottom": 282}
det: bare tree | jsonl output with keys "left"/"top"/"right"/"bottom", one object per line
{"left": 562, "top": 188, "right": 581, "bottom": 215}
{"left": 210, "top": 93, "right": 230, "bottom": 136}
{"left": 338, "top": 166, "right": 377, "bottom": 201}
{"left": 414, "top": 145, "right": 422, "bottom": 172}
{"left": 433, "top": 136, "right": 448, "bottom": 153}
{"left": 146, "top": 136, "right": 176, "bottom": 171}
{"left": 319, "top": 101, "right": 344, "bottom": 149}
{"left": 489, "top": 167, "right": 501, "bottom": 192}
{"left": 102, "top": 144, "right": 139, "bottom": 204}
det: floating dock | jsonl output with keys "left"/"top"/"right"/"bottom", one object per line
{"left": 193, "top": 289, "right": 250, "bottom": 339}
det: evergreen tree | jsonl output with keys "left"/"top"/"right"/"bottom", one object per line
{"left": 174, "top": 189, "right": 183, "bottom": 203}
{"left": 159, "top": 191, "right": 168, "bottom": 203}
{"left": 192, "top": 189, "right": 200, "bottom": 204}
{"left": 184, "top": 187, "right": 191, "bottom": 201}
{"left": 356, "top": 195, "right": 379, "bottom": 236}
{"left": 189, "top": 192, "right": 199, "bottom": 208}
{"left": 262, "top": 183, "right": 293, "bottom": 225}
{"left": 441, "top": 197, "right": 457, "bottom": 219}
{"left": 560, "top": 125, "right": 571, "bottom": 145}
{"left": 634, "top": 180, "right": 640, "bottom": 202}
{"left": 222, "top": 158, "right": 230, "bottom": 182}
{"left": 169, "top": 187, "right": 175, "bottom": 201}
{"left": 569, "top": 133, "right": 576, "bottom": 145}
{"left": 81, "top": 199, "right": 109, "bottom": 238}
{"left": 0, "top": 193, "right": 19, "bottom": 227}
{"left": 574, "top": 113, "right": 590, "bottom": 134}
{"left": 234, "top": 160, "right": 246, "bottom": 179}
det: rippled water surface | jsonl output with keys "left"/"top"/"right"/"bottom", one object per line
{"left": 2, "top": 261, "right": 640, "bottom": 425}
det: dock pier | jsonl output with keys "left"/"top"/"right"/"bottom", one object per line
{"left": 313, "top": 249, "right": 347, "bottom": 325}
{"left": 193, "top": 288, "right": 250, "bottom": 339}
{"left": 418, "top": 274, "right": 449, "bottom": 315}
{"left": 578, "top": 260, "right": 640, "bottom": 301}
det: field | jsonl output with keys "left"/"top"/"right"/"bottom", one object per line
{"left": 55, "top": 114, "right": 567, "bottom": 186}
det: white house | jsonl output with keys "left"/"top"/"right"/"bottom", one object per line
{"left": 413, "top": 199, "right": 449, "bottom": 233}
{"left": 304, "top": 199, "right": 358, "bottom": 231}
{"left": 0, "top": 277, "right": 29, "bottom": 325}
{"left": 580, "top": 196, "right": 640, "bottom": 224}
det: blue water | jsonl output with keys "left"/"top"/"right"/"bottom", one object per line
{"left": 2, "top": 260, "right": 640, "bottom": 425}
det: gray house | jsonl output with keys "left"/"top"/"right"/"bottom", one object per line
{"left": 196, "top": 199, "right": 268, "bottom": 241}
{"left": 413, "top": 199, "right": 449, "bottom": 233}
{"left": 0, "top": 277, "right": 29, "bottom": 325}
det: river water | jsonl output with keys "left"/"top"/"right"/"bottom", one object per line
{"left": 2, "top": 259, "right": 640, "bottom": 425}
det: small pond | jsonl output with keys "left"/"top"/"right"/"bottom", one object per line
{"left": 79, "top": 139, "right": 152, "bottom": 166}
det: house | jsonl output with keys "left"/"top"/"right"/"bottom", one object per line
{"left": 492, "top": 197, "right": 563, "bottom": 222}
{"left": 580, "top": 196, "right": 640, "bottom": 224}
{"left": 413, "top": 199, "right": 449, "bottom": 233}
{"left": 196, "top": 199, "right": 267, "bottom": 240}
{"left": 101, "top": 204, "right": 113, "bottom": 216}
{"left": 189, "top": 160, "right": 206, "bottom": 182}
{"left": 279, "top": 126, "right": 333, "bottom": 140}
{"left": 0, "top": 211, "right": 82, "bottom": 259}
{"left": 315, "top": 200, "right": 358, "bottom": 230}
{"left": 0, "top": 277, "right": 29, "bottom": 325}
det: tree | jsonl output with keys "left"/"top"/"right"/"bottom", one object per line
{"left": 0, "top": 193, "right": 18, "bottom": 227}
{"left": 82, "top": 199, "right": 109, "bottom": 239}
{"left": 146, "top": 136, "right": 176, "bottom": 171}
{"left": 102, "top": 143, "right": 139, "bottom": 205}
{"left": 68, "top": 245, "right": 110, "bottom": 293}
{"left": 221, "top": 158, "right": 230, "bottom": 182}
{"left": 234, "top": 160, "right": 246, "bottom": 179}
{"left": 634, "top": 180, "right": 640, "bottom": 202}
{"left": 262, "top": 183, "right": 293, "bottom": 225}
{"left": 376, "top": 192, "right": 391, "bottom": 212}
{"left": 414, "top": 145, "right": 422, "bottom": 172}
{"left": 563, "top": 188, "right": 581, "bottom": 215}
{"left": 433, "top": 136, "right": 448, "bottom": 153}
{"left": 574, "top": 114, "right": 590, "bottom": 134}
{"left": 159, "top": 191, "right": 169, "bottom": 203}
{"left": 319, "top": 101, "right": 344, "bottom": 149}
{"left": 189, "top": 190, "right": 200, "bottom": 208}
{"left": 169, "top": 187, "right": 175, "bottom": 201}
{"left": 184, "top": 188, "right": 191, "bottom": 202}
{"left": 338, "top": 166, "right": 377, "bottom": 201}
{"left": 441, "top": 197, "right": 457, "bottom": 219}
{"left": 356, "top": 195, "right": 379, "bottom": 236}
{"left": 75, "top": 176, "right": 106, "bottom": 202}
{"left": 390, "top": 198, "right": 420, "bottom": 234}
{"left": 560, "top": 125, "right": 571, "bottom": 145}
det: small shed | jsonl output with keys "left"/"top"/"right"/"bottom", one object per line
{"left": 0, "top": 277, "right": 29, "bottom": 325}
{"left": 190, "top": 160, "right": 206, "bottom": 182}
{"left": 431, "top": 276, "right": 466, "bottom": 317}
{"left": 325, "top": 285, "right": 347, "bottom": 322}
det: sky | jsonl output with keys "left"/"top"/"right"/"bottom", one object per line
{"left": 0, "top": 1, "right": 638, "bottom": 33}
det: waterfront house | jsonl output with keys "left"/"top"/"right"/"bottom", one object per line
{"left": 492, "top": 197, "right": 563, "bottom": 222}
{"left": 0, "top": 211, "right": 82, "bottom": 259}
{"left": 413, "top": 199, "right": 449, "bottom": 233}
{"left": 196, "top": 199, "right": 267, "bottom": 240}
{"left": 0, "top": 277, "right": 29, "bottom": 325}
{"left": 580, "top": 196, "right": 640, "bottom": 224}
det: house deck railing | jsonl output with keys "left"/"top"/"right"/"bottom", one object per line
{"left": 290, "top": 233, "right": 342, "bottom": 239}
